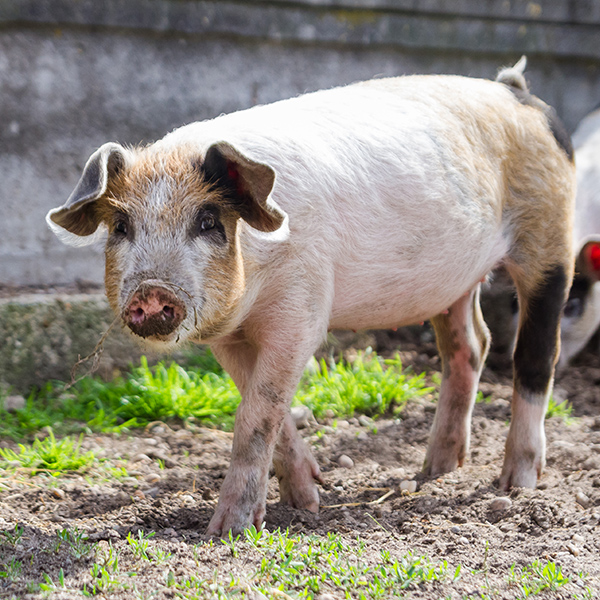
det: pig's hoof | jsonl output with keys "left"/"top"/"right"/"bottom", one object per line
{"left": 422, "top": 433, "right": 466, "bottom": 477}
{"left": 422, "top": 457, "right": 458, "bottom": 477}
{"left": 206, "top": 503, "right": 265, "bottom": 538}
{"left": 279, "top": 476, "right": 320, "bottom": 512}
{"left": 422, "top": 450, "right": 462, "bottom": 477}
{"left": 499, "top": 458, "right": 540, "bottom": 490}
{"left": 276, "top": 454, "right": 322, "bottom": 512}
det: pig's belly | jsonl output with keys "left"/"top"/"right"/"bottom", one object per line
{"left": 328, "top": 233, "right": 508, "bottom": 330}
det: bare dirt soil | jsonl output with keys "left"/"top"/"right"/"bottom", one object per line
{"left": 0, "top": 329, "right": 599, "bottom": 598}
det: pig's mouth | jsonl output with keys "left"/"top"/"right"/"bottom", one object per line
{"left": 122, "top": 280, "right": 191, "bottom": 343}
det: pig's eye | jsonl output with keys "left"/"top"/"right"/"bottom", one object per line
{"left": 564, "top": 297, "right": 584, "bottom": 318}
{"left": 199, "top": 215, "right": 216, "bottom": 232}
{"left": 115, "top": 220, "right": 128, "bottom": 236}
{"left": 191, "top": 206, "right": 225, "bottom": 243}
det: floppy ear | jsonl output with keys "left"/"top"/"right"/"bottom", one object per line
{"left": 46, "top": 143, "right": 127, "bottom": 245}
{"left": 577, "top": 236, "right": 600, "bottom": 281}
{"left": 202, "top": 142, "right": 285, "bottom": 233}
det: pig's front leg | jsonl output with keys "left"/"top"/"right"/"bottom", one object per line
{"left": 206, "top": 387, "right": 284, "bottom": 535}
{"left": 207, "top": 330, "right": 322, "bottom": 537}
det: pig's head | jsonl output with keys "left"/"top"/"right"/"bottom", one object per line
{"left": 559, "top": 236, "right": 600, "bottom": 365}
{"left": 46, "top": 141, "right": 286, "bottom": 348}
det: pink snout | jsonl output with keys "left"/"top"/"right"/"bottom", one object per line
{"left": 125, "top": 286, "right": 186, "bottom": 338}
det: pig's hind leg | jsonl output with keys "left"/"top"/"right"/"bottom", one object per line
{"left": 273, "top": 412, "right": 322, "bottom": 512}
{"left": 423, "top": 285, "right": 490, "bottom": 476}
{"left": 499, "top": 264, "right": 571, "bottom": 489}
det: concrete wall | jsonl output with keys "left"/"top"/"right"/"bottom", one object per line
{"left": 2, "top": 0, "right": 600, "bottom": 287}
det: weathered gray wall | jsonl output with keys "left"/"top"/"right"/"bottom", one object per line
{"left": 2, "top": 0, "right": 600, "bottom": 287}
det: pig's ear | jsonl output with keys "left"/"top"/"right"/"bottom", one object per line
{"left": 202, "top": 142, "right": 286, "bottom": 233}
{"left": 577, "top": 236, "right": 600, "bottom": 281}
{"left": 46, "top": 143, "right": 127, "bottom": 246}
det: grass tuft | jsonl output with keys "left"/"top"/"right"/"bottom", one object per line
{"left": 545, "top": 395, "right": 575, "bottom": 424}
{"left": 0, "top": 428, "right": 95, "bottom": 475}
{"left": 296, "top": 350, "right": 433, "bottom": 419}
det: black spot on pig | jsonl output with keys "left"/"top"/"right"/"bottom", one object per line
{"left": 513, "top": 265, "right": 568, "bottom": 397}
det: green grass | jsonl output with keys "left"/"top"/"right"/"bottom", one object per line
{"left": 545, "top": 395, "right": 575, "bottom": 423}
{"left": 0, "top": 428, "right": 96, "bottom": 475}
{"left": 508, "top": 560, "right": 570, "bottom": 597}
{"left": 0, "top": 349, "right": 431, "bottom": 442}
{"left": 0, "top": 525, "right": 593, "bottom": 598}
{"left": 187, "top": 527, "right": 450, "bottom": 599}
{"left": 295, "top": 351, "right": 433, "bottom": 419}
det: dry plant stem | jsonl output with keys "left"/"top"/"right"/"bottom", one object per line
{"left": 323, "top": 488, "right": 395, "bottom": 509}
{"left": 67, "top": 316, "right": 121, "bottom": 388}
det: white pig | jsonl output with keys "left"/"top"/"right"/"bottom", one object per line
{"left": 558, "top": 107, "right": 600, "bottom": 365}
{"left": 47, "top": 58, "right": 575, "bottom": 536}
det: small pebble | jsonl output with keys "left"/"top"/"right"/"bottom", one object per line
{"left": 566, "top": 542, "right": 580, "bottom": 556}
{"left": 180, "top": 494, "right": 195, "bottom": 506}
{"left": 572, "top": 533, "right": 585, "bottom": 544}
{"left": 131, "top": 453, "right": 151, "bottom": 463}
{"left": 338, "top": 455, "right": 354, "bottom": 469}
{"left": 358, "top": 415, "right": 374, "bottom": 427}
{"left": 490, "top": 497, "right": 512, "bottom": 511}
{"left": 388, "top": 467, "right": 407, "bottom": 480}
{"left": 458, "top": 536, "right": 470, "bottom": 545}
{"left": 121, "top": 477, "right": 139, "bottom": 486}
{"left": 576, "top": 491, "right": 591, "bottom": 509}
{"left": 3, "top": 395, "right": 25, "bottom": 412}
{"left": 290, "top": 405, "right": 312, "bottom": 429}
{"left": 582, "top": 457, "right": 600, "bottom": 471}
{"left": 133, "top": 490, "right": 145, "bottom": 500}
{"left": 163, "top": 527, "right": 178, "bottom": 537}
{"left": 399, "top": 480, "right": 417, "bottom": 493}
{"left": 145, "top": 473, "right": 161, "bottom": 484}
{"left": 450, "top": 526, "right": 461, "bottom": 534}
{"left": 51, "top": 489, "right": 66, "bottom": 500}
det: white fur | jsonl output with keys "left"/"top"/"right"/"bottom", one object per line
{"left": 157, "top": 76, "right": 514, "bottom": 333}
{"left": 559, "top": 108, "right": 600, "bottom": 365}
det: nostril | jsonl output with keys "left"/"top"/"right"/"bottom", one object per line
{"left": 162, "top": 305, "right": 175, "bottom": 320}
{"left": 131, "top": 307, "right": 146, "bottom": 324}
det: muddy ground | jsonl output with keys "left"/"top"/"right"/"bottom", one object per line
{"left": 0, "top": 328, "right": 599, "bottom": 598}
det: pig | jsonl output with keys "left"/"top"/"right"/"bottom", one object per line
{"left": 47, "top": 57, "right": 575, "bottom": 536}
{"left": 558, "top": 107, "right": 600, "bottom": 365}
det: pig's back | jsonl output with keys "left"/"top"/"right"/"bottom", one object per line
{"left": 158, "top": 76, "right": 550, "bottom": 327}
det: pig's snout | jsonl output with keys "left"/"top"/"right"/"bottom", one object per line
{"left": 125, "top": 286, "right": 187, "bottom": 339}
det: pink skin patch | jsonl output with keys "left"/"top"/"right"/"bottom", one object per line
{"left": 227, "top": 162, "right": 246, "bottom": 197}
{"left": 125, "top": 286, "right": 186, "bottom": 337}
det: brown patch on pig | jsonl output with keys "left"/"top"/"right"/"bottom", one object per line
{"left": 94, "top": 146, "right": 251, "bottom": 341}
{"left": 258, "top": 383, "right": 286, "bottom": 405}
